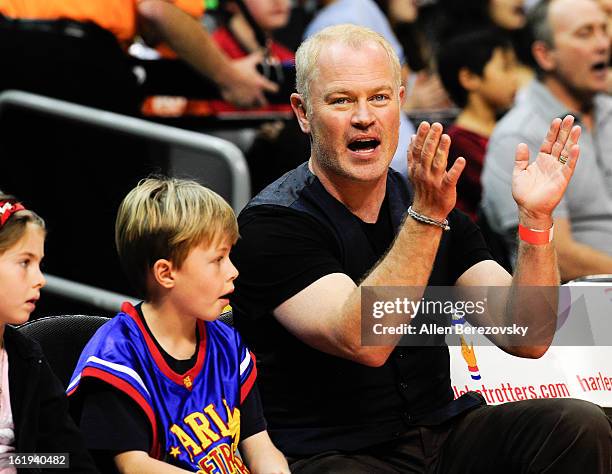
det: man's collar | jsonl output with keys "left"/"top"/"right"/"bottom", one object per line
{"left": 528, "top": 80, "right": 576, "bottom": 122}
{"left": 529, "top": 79, "right": 612, "bottom": 126}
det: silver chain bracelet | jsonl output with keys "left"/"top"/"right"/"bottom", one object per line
{"left": 407, "top": 206, "right": 450, "bottom": 231}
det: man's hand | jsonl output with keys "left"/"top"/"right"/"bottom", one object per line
{"left": 512, "top": 115, "right": 581, "bottom": 227}
{"left": 408, "top": 121, "right": 466, "bottom": 220}
{"left": 220, "top": 51, "right": 279, "bottom": 107}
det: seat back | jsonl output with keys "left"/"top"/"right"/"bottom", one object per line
{"left": 16, "top": 315, "right": 110, "bottom": 388}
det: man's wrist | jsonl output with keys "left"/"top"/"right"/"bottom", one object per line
{"left": 407, "top": 206, "right": 450, "bottom": 231}
{"left": 518, "top": 209, "right": 553, "bottom": 231}
{"left": 410, "top": 203, "right": 449, "bottom": 223}
{"left": 518, "top": 223, "right": 554, "bottom": 245}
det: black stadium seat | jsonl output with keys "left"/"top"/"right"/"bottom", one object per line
{"left": 16, "top": 315, "right": 110, "bottom": 388}
{"left": 16, "top": 310, "right": 234, "bottom": 389}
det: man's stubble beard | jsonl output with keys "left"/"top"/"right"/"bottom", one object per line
{"left": 309, "top": 126, "right": 358, "bottom": 182}
{"left": 553, "top": 68, "right": 598, "bottom": 113}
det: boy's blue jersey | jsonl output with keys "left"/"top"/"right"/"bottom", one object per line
{"left": 68, "top": 302, "right": 256, "bottom": 473}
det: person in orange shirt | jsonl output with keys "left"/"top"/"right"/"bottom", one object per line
{"left": 0, "top": 0, "right": 278, "bottom": 114}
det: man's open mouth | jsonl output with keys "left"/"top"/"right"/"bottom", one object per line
{"left": 347, "top": 138, "right": 381, "bottom": 153}
{"left": 592, "top": 61, "right": 608, "bottom": 72}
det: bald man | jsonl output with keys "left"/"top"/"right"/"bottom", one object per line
{"left": 483, "top": 0, "right": 612, "bottom": 281}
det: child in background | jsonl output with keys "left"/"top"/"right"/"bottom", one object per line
{"left": 142, "top": 0, "right": 294, "bottom": 118}
{"left": 436, "top": 0, "right": 534, "bottom": 89}
{"left": 68, "top": 178, "right": 289, "bottom": 473}
{"left": 212, "top": 0, "right": 294, "bottom": 112}
{"left": 437, "top": 29, "right": 518, "bottom": 220}
{"left": 0, "top": 195, "right": 97, "bottom": 473}
{"left": 215, "top": 0, "right": 307, "bottom": 194}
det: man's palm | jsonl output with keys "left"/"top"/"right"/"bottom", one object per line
{"left": 513, "top": 150, "right": 575, "bottom": 214}
{"left": 511, "top": 116, "right": 581, "bottom": 217}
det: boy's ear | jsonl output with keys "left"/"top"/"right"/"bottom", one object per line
{"left": 290, "top": 93, "right": 311, "bottom": 134}
{"left": 152, "top": 259, "right": 175, "bottom": 290}
{"left": 458, "top": 67, "right": 482, "bottom": 92}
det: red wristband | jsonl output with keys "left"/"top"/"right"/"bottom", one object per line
{"left": 518, "top": 223, "right": 554, "bottom": 245}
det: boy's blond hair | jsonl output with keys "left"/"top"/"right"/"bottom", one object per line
{"left": 115, "top": 177, "right": 239, "bottom": 299}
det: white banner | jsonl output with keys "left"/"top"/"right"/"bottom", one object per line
{"left": 450, "top": 283, "right": 612, "bottom": 407}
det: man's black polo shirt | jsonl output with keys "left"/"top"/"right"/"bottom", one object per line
{"left": 230, "top": 163, "right": 492, "bottom": 456}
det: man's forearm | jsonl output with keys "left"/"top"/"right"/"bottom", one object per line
{"left": 137, "top": 0, "right": 234, "bottom": 85}
{"left": 512, "top": 211, "right": 559, "bottom": 285}
{"left": 338, "top": 216, "right": 444, "bottom": 366}
{"left": 513, "top": 243, "right": 559, "bottom": 286}
{"left": 504, "top": 214, "right": 559, "bottom": 358}
{"left": 366, "top": 216, "right": 443, "bottom": 286}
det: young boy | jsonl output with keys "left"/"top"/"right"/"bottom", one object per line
{"left": 67, "top": 178, "right": 289, "bottom": 473}
{"left": 437, "top": 29, "right": 518, "bottom": 220}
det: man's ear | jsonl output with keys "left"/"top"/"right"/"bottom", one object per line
{"left": 458, "top": 67, "right": 482, "bottom": 92}
{"left": 399, "top": 84, "right": 406, "bottom": 106}
{"left": 152, "top": 259, "right": 175, "bottom": 290}
{"left": 532, "top": 40, "right": 556, "bottom": 73}
{"left": 290, "top": 93, "right": 311, "bottom": 134}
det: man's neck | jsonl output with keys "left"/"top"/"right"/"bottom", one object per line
{"left": 455, "top": 98, "right": 497, "bottom": 137}
{"left": 309, "top": 158, "right": 387, "bottom": 223}
{"left": 543, "top": 76, "right": 595, "bottom": 129}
